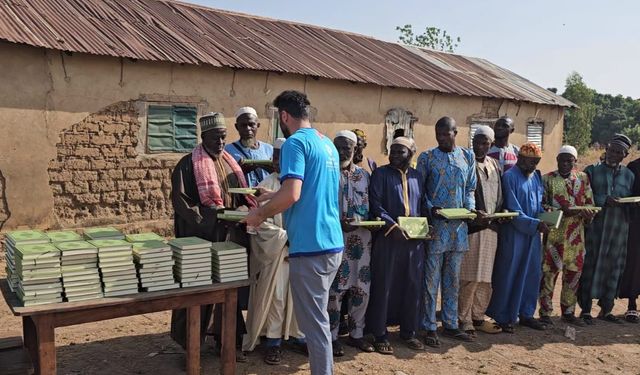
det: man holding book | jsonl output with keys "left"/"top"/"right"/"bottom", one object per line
{"left": 538, "top": 145, "right": 595, "bottom": 327}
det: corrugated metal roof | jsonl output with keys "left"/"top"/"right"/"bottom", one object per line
{"left": 0, "top": 0, "right": 574, "bottom": 107}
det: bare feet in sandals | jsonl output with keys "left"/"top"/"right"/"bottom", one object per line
{"left": 423, "top": 330, "right": 441, "bottom": 348}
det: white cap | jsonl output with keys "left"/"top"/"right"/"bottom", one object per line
{"left": 558, "top": 145, "right": 578, "bottom": 159}
{"left": 334, "top": 130, "right": 358, "bottom": 144}
{"left": 234, "top": 106, "right": 258, "bottom": 119}
{"left": 274, "top": 138, "right": 286, "bottom": 150}
{"left": 474, "top": 125, "right": 495, "bottom": 142}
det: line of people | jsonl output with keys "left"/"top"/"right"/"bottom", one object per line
{"left": 169, "top": 90, "right": 640, "bottom": 375}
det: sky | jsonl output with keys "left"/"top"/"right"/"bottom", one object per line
{"left": 190, "top": 0, "right": 640, "bottom": 99}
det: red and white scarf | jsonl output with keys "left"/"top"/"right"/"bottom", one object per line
{"left": 192, "top": 144, "right": 256, "bottom": 209}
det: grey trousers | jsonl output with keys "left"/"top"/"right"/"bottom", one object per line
{"left": 289, "top": 252, "right": 342, "bottom": 375}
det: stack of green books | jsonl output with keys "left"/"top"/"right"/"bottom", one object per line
{"left": 211, "top": 242, "right": 248, "bottom": 283}
{"left": 89, "top": 239, "right": 139, "bottom": 297}
{"left": 4, "top": 230, "right": 51, "bottom": 292}
{"left": 84, "top": 227, "right": 125, "bottom": 241}
{"left": 55, "top": 241, "right": 103, "bottom": 302}
{"left": 125, "top": 232, "right": 166, "bottom": 243}
{"left": 46, "top": 230, "right": 83, "bottom": 243}
{"left": 132, "top": 240, "right": 179, "bottom": 292}
{"left": 169, "top": 237, "right": 213, "bottom": 288}
{"left": 14, "top": 243, "right": 63, "bottom": 306}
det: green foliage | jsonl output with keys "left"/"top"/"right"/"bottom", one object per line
{"left": 396, "top": 24, "right": 460, "bottom": 52}
{"left": 561, "top": 72, "right": 595, "bottom": 153}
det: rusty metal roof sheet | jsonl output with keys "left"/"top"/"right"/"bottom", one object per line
{"left": 0, "top": 0, "right": 574, "bottom": 107}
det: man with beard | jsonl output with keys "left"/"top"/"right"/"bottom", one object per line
{"left": 458, "top": 125, "right": 503, "bottom": 337}
{"left": 328, "top": 130, "right": 374, "bottom": 356}
{"left": 579, "top": 134, "right": 635, "bottom": 324}
{"left": 244, "top": 91, "right": 343, "bottom": 375}
{"left": 366, "top": 137, "right": 427, "bottom": 354}
{"left": 417, "top": 116, "right": 477, "bottom": 346}
{"left": 170, "top": 112, "right": 256, "bottom": 361}
{"left": 225, "top": 106, "right": 274, "bottom": 187}
{"left": 619, "top": 152, "right": 640, "bottom": 323}
{"left": 488, "top": 116, "right": 519, "bottom": 174}
{"left": 487, "top": 142, "right": 549, "bottom": 333}
{"left": 538, "top": 145, "right": 595, "bottom": 327}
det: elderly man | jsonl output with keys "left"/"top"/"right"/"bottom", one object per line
{"left": 243, "top": 138, "right": 306, "bottom": 365}
{"left": 170, "top": 112, "right": 255, "bottom": 360}
{"left": 538, "top": 145, "right": 595, "bottom": 327}
{"left": 417, "top": 116, "right": 477, "bottom": 346}
{"left": 488, "top": 116, "right": 519, "bottom": 174}
{"left": 225, "top": 106, "right": 274, "bottom": 187}
{"left": 487, "top": 142, "right": 549, "bottom": 333}
{"left": 327, "top": 130, "right": 374, "bottom": 356}
{"left": 579, "top": 134, "right": 635, "bottom": 324}
{"left": 366, "top": 136, "right": 426, "bottom": 354}
{"left": 458, "top": 125, "right": 503, "bottom": 337}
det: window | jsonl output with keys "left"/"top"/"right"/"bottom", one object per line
{"left": 147, "top": 105, "right": 198, "bottom": 153}
{"left": 526, "top": 120, "right": 545, "bottom": 150}
{"left": 384, "top": 108, "right": 418, "bottom": 154}
{"left": 269, "top": 107, "right": 285, "bottom": 144}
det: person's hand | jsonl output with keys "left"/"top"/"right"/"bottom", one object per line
{"left": 605, "top": 196, "right": 621, "bottom": 207}
{"left": 242, "top": 207, "right": 266, "bottom": 228}
{"left": 578, "top": 209, "right": 596, "bottom": 222}
{"left": 431, "top": 207, "right": 444, "bottom": 220}
{"left": 341, "top": 219, "right": 357, "bottom": 233}
{"left": 472, "top": 209, "right": 489, "bottom": 225}
{"left": 537, "top": 221, "right": 551, "bottom": 234}
{"left": 255, "top": 187, "right": 275, "bottom": 203}
{"left": 427, "top": 225, "right": 435, "bottom": 239}
{"left": 560, "top": 204, "right": 578, "bottom": 218}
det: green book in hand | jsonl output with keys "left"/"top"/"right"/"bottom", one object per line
{"left": 397, "top": 217, "right": 430, "bottom": 239}
{"left": 538, "top": 210, "right": 564, "bottom": 229}
{"left": 438, "top": 208, "right": 477, "bottom": 220}
{"left": 616, "top": 196, "right": 640, "bottom": 204}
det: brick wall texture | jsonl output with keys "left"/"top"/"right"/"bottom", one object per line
{"left": 47, "top": 101, "right": 178, "bottom": 229}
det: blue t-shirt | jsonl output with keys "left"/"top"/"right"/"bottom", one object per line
{"left": 279, "top": 128, "right": 343, "bottom": 257}
{"left": 224, "top": 141, "right": 274, "bottom": 187}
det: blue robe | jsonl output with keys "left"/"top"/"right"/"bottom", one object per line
{"left": 365, "top": 164, "right": 427, "bottom": 339}
{"left": 486, "top": 166, "right": 544, "bottom": 324}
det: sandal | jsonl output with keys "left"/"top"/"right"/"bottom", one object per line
{"left": 442, "top": 328, "right": 474, "bottom": 342}
{"left": 499, "top": 323, "right": 515, "bottom": 333}
{"left": 476, "top": 320, "right": 502, "bottom": 334}
{"left": 625, "top": 310, "right": 640, "bottom": 324}
{"left": 264, "top": 346, "right": 282, "bottom": 365}
{"left": 423, "top": 330, "right": 441, "bottom": 348}
{"left": 332, "top": 340, "right": 345, "bottom": 357}
{"left": 373, "top": 340, "right": 394, "bottom": 355}
{"left": 405, "top": 337, "right": 424, "bottom": 350}
{"left": 346, "top": 336, "right": 375, "bottom": 352}
{"left": 465, "top": 329, "right": 477, "bottom": 338}
{"left": 598, "top": 313, "right": 623, "bottom": 324}
{"left": 581, "top": 314, "right": 596, "bottom": 326}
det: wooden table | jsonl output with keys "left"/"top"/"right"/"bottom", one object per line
{"left": 0, "top": 279, "right": 248, "bottom": 375}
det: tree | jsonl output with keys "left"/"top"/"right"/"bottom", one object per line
{"left": 396, "top": 24, "right": 461, "bottom": 52}
{"left": 561, "top": 72, "right": 596, "bottom": 153}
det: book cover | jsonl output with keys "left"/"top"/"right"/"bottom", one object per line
{"left": 538, "top": 210, "right": 564, "bottom": 229}
{"left": 437, "top": 208, "right": 477, "bottom": 220}
{"left": 168, "top": 237, "right": 212, "bottom": 250}
{"left": 125, "top": 233, "right": 165, "bottom": 242}
{"left": 47, "top": 231, "right": 83, "bottom": 243}
{"left": 397, "top": 217, "right": 430, "bottom": 239}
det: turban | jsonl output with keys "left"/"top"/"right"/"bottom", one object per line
{"left": 234, "top": 106, "right": 258, "bottom": 119}
{"left": 519, "top": 142, "right": 542, "bottom": 158}
{"left": 200, "top": 112, "right": 226, "bottom": 133}
{"left": 274, "top": 138, "right": 286, "bottom": 150}
{"left": 392, "top": 136, "right": 417, "bottom": 154}
{"left": 610, "top": 133, "right": 632, "bottom": 151}
{"left": 334, "top": 130, "right": 358, "bottom": 144}
{"left": 558, "top": 145, "right": 578, "bottom": 159}
{"left": 352, "top": 128, "right": 366, "bottom": 141}
{"left": 473, "top": 125, "right": 495, "bottom": 142}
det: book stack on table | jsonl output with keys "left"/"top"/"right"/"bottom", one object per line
{"left": 169, "top": 237, "right": 213, "bottom": 288}
{"left": 211, "top": 242, "right": 248, "bottom": 283}
{"left": 89, "top": 239, "right": 139, "bottom": 297}
{"left": 46, "top": 230, "right": 83, "bottom": 243}
{"left": 125, "top": 232, "right": 166, "bottom": 243}
{"left": 84, "top": 227, "right": 125, "bottom": 241}
{"left": 131, "top": 240, "right": 179, "bottom": 292}
{"left": 14, "top": 242, "right": 63, "bottom": 306}
{"left": 55, "top": 241, "right": 103, "bottom": 302}
{"left": 4, "top": 230, "right": 51, "bottom": 292}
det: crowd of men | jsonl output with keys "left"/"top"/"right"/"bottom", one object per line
{"left": 169, "top": 90, "right": 640, "bottom": 375}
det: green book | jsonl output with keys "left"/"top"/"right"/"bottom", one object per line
{"left": 14, "top": 243, "right": 60, "bottom": 260}
{"left": 227, "top": 188, "right": 258, "bottom": 195}
{"left": 240, "top": 159, "right": 272, "bottom": 166}
{"left": 83, "top": 227, "right": 125, "bottom": 240}
{"left": 217, "top": 214, "right": 244, "bottom": 222}
{"left": 397, "top": 217, "right": 430, "bottom": 239}
{"left": 485, "top": 211, "right": 519, "bottom": 219}
{"left": 55, "top": 241, "right": 97, "bottom": 252}
{"left": 568, "top": 206, "right": 602, "bottom": 212}
{"left": 5, "top": 230, "right": 49, "bottom": 245}
{"left": 47, "top": 231, "right": 83, "bottom": 243}
{"left": 538, "top": 210, "right": 564, "bottom": 229}
{"left": 125, "top": 233, "right": 165, "bottom": 243}
{"left": 169, "top": 237, "right": 212, "bottom": 250}
{"left": 351, "top": 220, "right": 386, "bottom": 227}
{"left": 89, "top": 239, "right": 132, "bottom": 249}
{"left": 617, "top": 196, "right": 640, "bottom": 204}
{"left": 438, "top": 208, "right": 477, "bottom": 220}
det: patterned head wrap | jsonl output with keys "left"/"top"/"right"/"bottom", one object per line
{"left": 610, "top": 133, "right": 632, "bottom": 151}
{"left": 519, "top": 142, "right": 542, "bottom": 158}
{"left": 391, "top": 136, "right": 417, "bottom": 154}
{"left": 200, "top": 112, "right": 226, "bottom": 133}
{"left": 352, "top": 128, "right": 366, "bottom": 141}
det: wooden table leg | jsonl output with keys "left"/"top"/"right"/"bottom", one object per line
{"left": 33, "top": 315, "right": 56, "bottom": 375}
{"left": 220, "top": 290, "right": 237, "bottom": 375}
{"left": 185, "top": 306, "right": 201, "bottom": 375}
{"left": 23, "top": 316, "right": 38, "bottom": 373}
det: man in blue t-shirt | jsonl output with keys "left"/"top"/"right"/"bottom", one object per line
{"left": 245, "top": 90, "right": 343, "bottom": 375}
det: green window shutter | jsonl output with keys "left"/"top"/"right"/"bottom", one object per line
{"left": 172, "top": 106, "right": 198, "bottom": 152}
{"left": 147, "top": 105, "right": 174, "bottom": 152}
